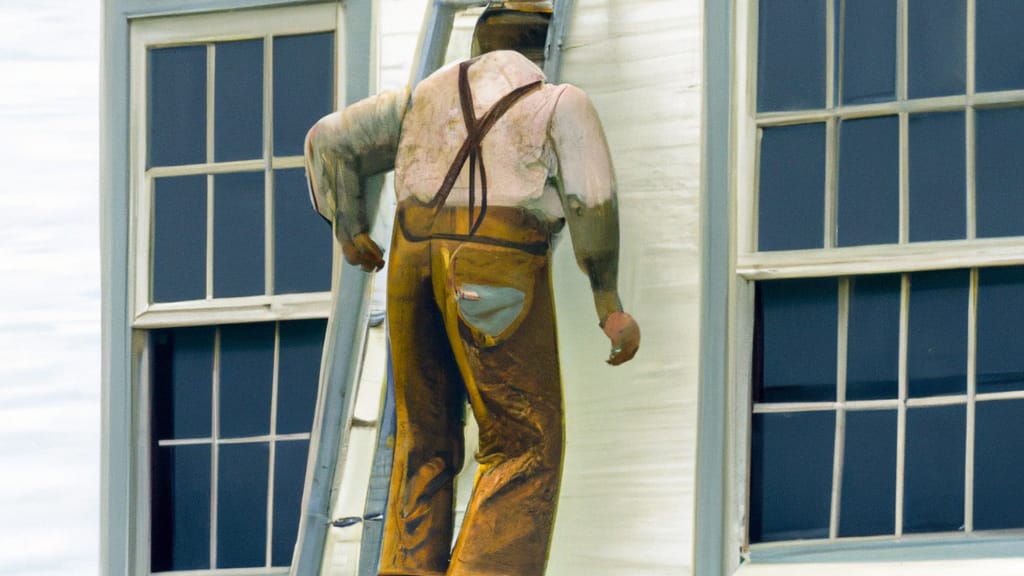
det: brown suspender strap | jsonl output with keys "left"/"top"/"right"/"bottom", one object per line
{"left": 426, "top": 59, "right": 543, "bottom": 235}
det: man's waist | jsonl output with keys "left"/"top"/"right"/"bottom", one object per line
{"left": 396, "top": 201, "right": 562, "bottom": 254}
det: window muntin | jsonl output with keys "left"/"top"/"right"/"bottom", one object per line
{"left": 131, "top": 7, "right": 341, "bottom": 575}
{"left": 742, "top": 0, "right": 1024, "bottom": 556}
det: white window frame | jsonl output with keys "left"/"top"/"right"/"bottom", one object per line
{"left": 128, "top": 5, "right": 344, "bottom": 575}
{"left": 728, "top": 0, "right": 1024, "bottom": 571}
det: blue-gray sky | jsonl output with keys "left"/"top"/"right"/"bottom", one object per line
{"left": 0, "top": 1, "right": 100, "bottom": 574}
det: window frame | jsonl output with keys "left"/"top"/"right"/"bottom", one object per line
{"left": 127, "top": 4, "right": 344, "bottom": 575}
{"left": 727, "top": 0, "right": 1024, "bottom": 569}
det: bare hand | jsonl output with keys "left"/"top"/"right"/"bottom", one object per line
{"left": 602, "top": 311, "right": 640, "bottom": 366}
{"left": 342, "top": 233, "right": 385, "bottom": 272}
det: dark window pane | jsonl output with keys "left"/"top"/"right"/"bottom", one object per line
{"left": 839, "top": 410, "right": 897, "bottom": 537}
{"left": 272, "top": 439, "right": 310, "bottom": 566}
{"left": 217, "top": 443, "right": 269, "bottom": 568}
{"left": 975, "top": 399, "right": 1024, "bottom": 530}
{"left": 277, "top": 319, "right": 326, "bottom": 435}
{"left": 219, "top": 323, "right": 275, "bottom": 438}
{"left": 758, "top": 124, "right": 826, "bottom": 251}
{"left": 977, "top": 266, "right": 1024, "bottom": 394}
{"left": 847, "top": 275, "right": 901, "bottom": 400}
{"left": 152, "top": 327, "right": 214, "bottom": 440}
{"left": 149, "top": 45, "right": 207, "bottom": 167}
{"left": 976, "top": 0, "right": 1024, "bottom": 92}
{"left": 213, "top": 172, "right": 265, "bottom": 298}
{"left": 755, "top": 278, "right": 838, "bottom": 403}
{"left": 904, "top": 405, "right": 965, "bottom": 533}
{"left": 151, "top": 444, "right": 211, "bottom": 571}
{"left": 908, "top": 112, "right": 966, "bottom": 242}
{"left": 838, "top": 116, "right": 899, "bottom": 247}
{"left": 976, "top": 107, "right": 1024, "bottom": 238}
{"left": 274, "top": 33, "right": 334, "bottom": 156}
{"left": 215, "top": 39, "right": 264, "bottom": 162}
{"left": 274, "top": 169, "right": 332, "bottom": 294}
{"left": 841, "top": 0, "right": 897, "bottom": 105}
{"left": 750, "top": 411, "right": 835, "bottom": 543}
{"left": 907, "top": 270, "right": 968, "bottom": 397}
{"left": 153, "top": 175, "right": 207, "bottom": 303}
{"left": 907, "top": 0, "right": 966, "bottom": 99}
{"left": 757, "top": 0, "right": 827, "bottom": 111}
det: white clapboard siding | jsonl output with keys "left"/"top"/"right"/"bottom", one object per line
{"left": 548, "top": 1, "right": 701, "bottom": 574}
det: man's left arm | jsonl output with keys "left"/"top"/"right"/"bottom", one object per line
{"left": 549, "top": 84, "right": 640, "bottom": 366}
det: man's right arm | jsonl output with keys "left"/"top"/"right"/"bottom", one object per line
{"left": 304, "top": 88, "right": 408, "bottom": 271}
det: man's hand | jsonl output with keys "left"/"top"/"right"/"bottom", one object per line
{"left": 602, "top": 311, "right": 640, "bottom": 366}
{"left": 342, "top": 232, "right": 385, "bottom": 272}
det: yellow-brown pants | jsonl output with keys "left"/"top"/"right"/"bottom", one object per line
{"left": 378, "top": 204, "right": 564, "bottom": 576}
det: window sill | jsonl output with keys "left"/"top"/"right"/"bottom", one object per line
{"left": 739, "top": 533, "right": 1024, "bottom": 575}
{"left": 736, "top": 557, "right": 1024, "bottom": 576}
{"left": 736, "top": 236, "right": 1024, "bottom": 280}
{"left": 133, "top": 292, "right": 332, "bottom": 328}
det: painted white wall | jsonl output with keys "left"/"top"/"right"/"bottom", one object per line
{"left": 321, "top": 0, "right": 704, "bottom": 573}
{"left": 548, "top": 1, "right": 701, "bottom": 574}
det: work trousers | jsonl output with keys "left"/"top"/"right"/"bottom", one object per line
{"left": 378, "top": 204, "right": 565, "bottom": 576}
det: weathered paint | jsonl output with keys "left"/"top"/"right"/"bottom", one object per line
{"left": 547, "top": 1, "right": 702, "bottom": 574}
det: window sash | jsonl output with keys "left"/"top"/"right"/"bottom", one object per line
{"left": 738, "top": 0, "right": 1024, "bottom": 281}
{"left": 129, "top": 4, "right": 341, "bottom": 326}
{"left": 145, "top": 321, "right": 322, "bottom": 572}
{"left": 748, "top": 270, "right": 1024, "bottom": 542}
{"left": 733, "top": 0, "right": 1024, "bottom": 563}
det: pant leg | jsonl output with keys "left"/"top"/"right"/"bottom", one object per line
{"left": 379, "top": 232, "right": 466, "bottom": 576}
{"left": 432, "top": 242, "right": 565, "bottom": 576}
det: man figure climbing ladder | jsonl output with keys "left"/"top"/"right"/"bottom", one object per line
{"left": 305, "top": 5, "right": 640, "bottom": 574}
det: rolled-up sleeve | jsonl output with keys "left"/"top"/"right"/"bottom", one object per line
{"left": 548, "top": 84, "right": 617, "bottom": 208}
{"left": 304, "top": 87, "right": 408, "bottom": 241}
{"left": 548, "top": 84, "right": 623, "bottom": 323}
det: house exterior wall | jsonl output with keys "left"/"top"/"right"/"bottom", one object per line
{"left": 547, "top": 1, "right": 702, "bottom": 573}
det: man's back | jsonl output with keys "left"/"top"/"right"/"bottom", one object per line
{"left": 395, "top": 50, "right": 568, "bottom": 223}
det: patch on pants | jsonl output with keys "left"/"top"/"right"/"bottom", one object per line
{"left": 457, "top": 283, "right": 526, "bottom": 341}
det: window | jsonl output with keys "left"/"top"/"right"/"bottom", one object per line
{"left": 737, "top": 0, "right": 1024, "bottom": 556}
{"left": 149, "top": 320, "right": 325, "bottom": 571}
{"left": 129, "top": 5, "right": 341, "bottom": 573}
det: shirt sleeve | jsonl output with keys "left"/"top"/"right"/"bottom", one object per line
{"left": 548, "top": 84, "right": 623, "bottom": 324}
{"left": 304, "top": 87, "right": 408, "bottom": 241}
{"left": 548, "top": 84, "right": 617, "bottom": 208}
